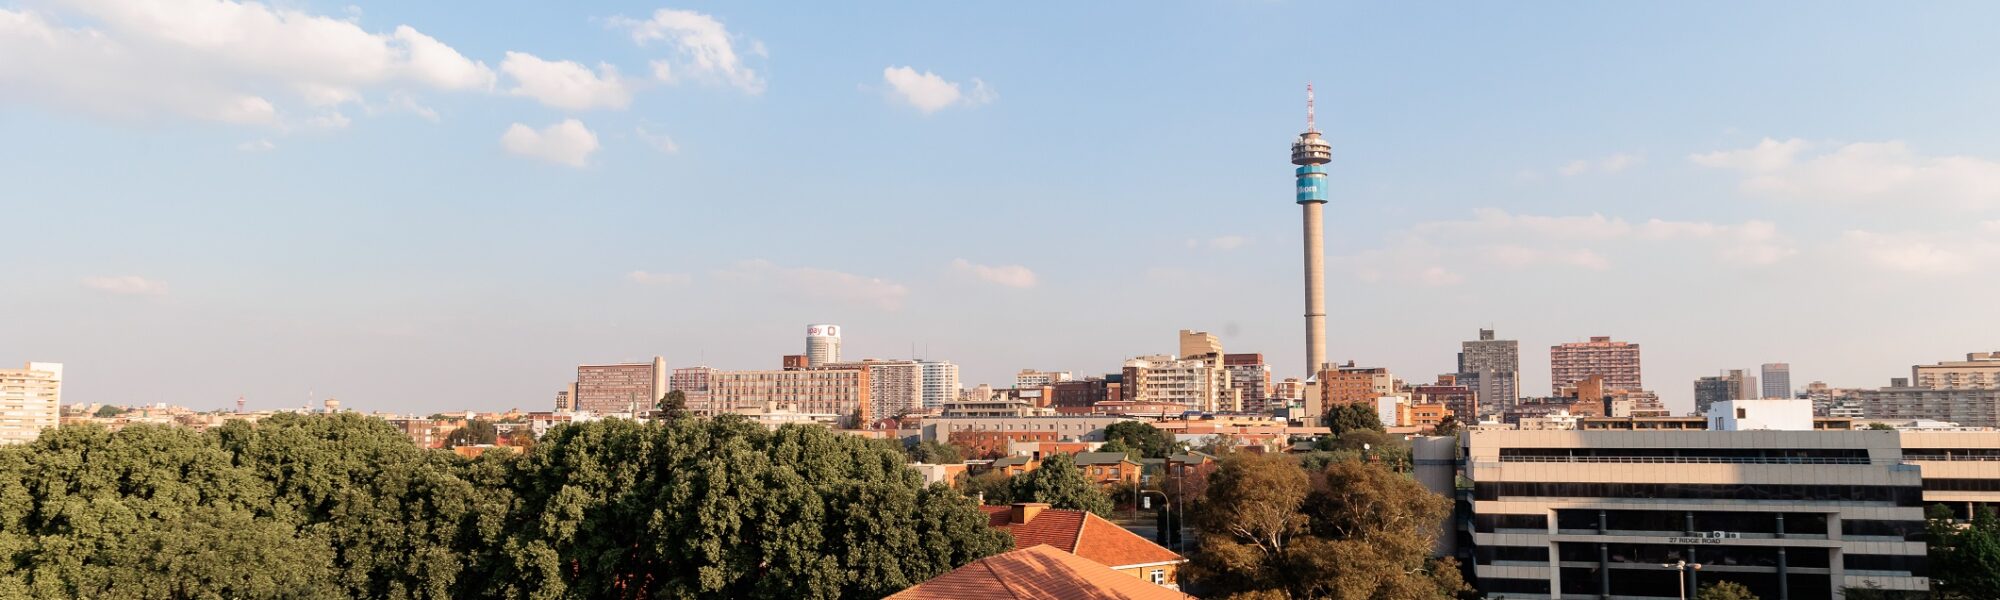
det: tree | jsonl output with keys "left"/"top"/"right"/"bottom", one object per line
{"left": 1696, "top": 580, "right": 1759, "bottom": 600}
{"left": 906, "top": 440, "right": 962, "bottom": 464}
{"left": 1187, "top": 454, "right": 1467, "bottom": 600}
{"left": 1426, "top": 414, "right": 1462, "bottom": 437}
{"left": 1867, "top": 422, "right": 1897, "bottom": 431}
{"left": 962, "top": 471, "right": 1013, "bottom": 505}
{"left": 441, "top": 419, "right": 498, "bottom": 449}
{"left": 92, "top": 404, "right": 125, "bottom": 418}
{"left": 656, "top": 390, "right": 689, "bottom": 419}
{"left": 1328, "top": 402, "right": 1385, "bottom": 437}
{"left": 1103, "top": 421, "right": 1180, "bottom": 459}
{"left": 1010, "top": 453, "right": 1113, "bottom": 516}
{"left": 1929, "top": 504, "right": 2000, "bottom": 599}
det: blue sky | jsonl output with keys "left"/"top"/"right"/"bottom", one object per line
{"left": 4, "top": 1, "right": 1998, "bottom": 414}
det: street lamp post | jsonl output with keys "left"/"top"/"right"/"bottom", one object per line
{"left": 1136, "top": 490, "right": 1172, "bottom": 548}
{"left": 1662, "top": 560, "right": 1703, "bottom": 600}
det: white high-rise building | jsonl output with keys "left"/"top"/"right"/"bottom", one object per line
{"left": 0, "top": 362, "right": 62, "bottom": 445}
{"left": 920, "top": 361, "right": 960, "bottom": 411}
{"left": 805, "top": 324, "right": 842, "bottom": 367}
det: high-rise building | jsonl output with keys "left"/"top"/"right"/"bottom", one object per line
{"left": 1412, "top": 375, "right": 1476, "bottom": 422}
{"left": 1857, "top": 376, "right": 2000, "bottom": 428}
{"left": 1722, "top": 369, "right": 1758, "bottom": 402}
{"left": 829, "top": 360, "right": 925, "bottom": 420}
{"left": 1912, "top": 351, "right": 2000, "bottom": 389}
{"left": 1693, "top": 375, "right": 1732, "bottom": 415}
{"left": 574, "top": 356, "right": 666, "bottom": 415}
{"left": 1015, "top": 369, "right": 1073, "bottom": 389}
{"left": 1549, "top": 336, "right": 1641, "bottom": 392}
{"left": 1322, "top": 363, "right": 1397, "bottom": 409}
{"left": 1292, "top": 85, "right": 1332, "bottom": 381}
{"left": 1456, "top": 328, "right": 1520, "bottom": 417}
{"left": 1761, "top": 363, "right": 1792, "bottom": 399}
{"left": 709, "top": 366, "right": 871, "bottom": 425}
{"left": 920, "top": 361, "right": 960, "bottom": 411}
{"left": 1178, "top": 329, "right": 1223, "bottom": 363}
{"left": 1122, "top": 355, "right": 1234, "bottom": 412}
{"left": 805, "top": 324, "right": 842, "bottom": 367}
{"left": 1223, "top": 353, "right": 1273, "bottom": 414}
{"left": 0, "top": 362, "right": 61, "bottom": 445}
{"left": 670, "top": 366, "right": 716, "bottom": 414}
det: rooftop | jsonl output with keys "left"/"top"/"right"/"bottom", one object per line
{"left": 888, "top": 545, "right": 1192, "bottom": 600}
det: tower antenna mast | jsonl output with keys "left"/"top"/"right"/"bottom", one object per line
{"left": 1306, "top": 83, "right": 1316, "bottom": 132}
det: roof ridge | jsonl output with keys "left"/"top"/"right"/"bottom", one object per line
{"left": 1072, "top": 511, "right": 1089, "bottom": 552}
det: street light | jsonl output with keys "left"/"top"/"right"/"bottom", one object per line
{"left": 1661, "top": 560, "right": 1703, "bottom": 600}
{"left": 1135, "top": 490, "right": 1173, "bottom": 549}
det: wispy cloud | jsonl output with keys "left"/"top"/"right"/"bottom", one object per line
{"left": 1841, "top": 229, "right": 2000, "bottom": 275}
{"left": 715, "top": 260, "right": 909, "bottom": 310}
{"left": 881, "top": 66, "right": 994, "bottom": 114}
{"left": 500, "top": 52, "right": 631, "bottom": 110}
{"left": 1337, "top": 208, "right": 1795, "bottom": 286}
{"left": 81, "top": 275, "right": 168, "bottom": 296}
{"left": 609, "top": 8, "right": 766, "bottom": 94}
{"left": 501, "top": 119, "right": 600, "bottom": 167}
{"left": 626, "top": 270, "right": 691, "bottom": 285}
{"left": 1692, "top": 138, "right": 2000, "bottom": 210}
{"left": 951, "top": 259, "right": 1037, "bottom": 288}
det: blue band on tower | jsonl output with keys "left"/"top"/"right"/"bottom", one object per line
{"left": 1295, "top": 164, "right": 1327, "bottom": 204}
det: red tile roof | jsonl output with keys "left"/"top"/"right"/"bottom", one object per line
{"left": 979, "top": 505, "right": 1185, "bottom": 569}
{"left": 888, "top": 545, "right": 1195, "bottom": 600}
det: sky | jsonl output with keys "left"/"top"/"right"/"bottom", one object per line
{"left": 4, "top": 1, "right": 1998, "bottom": 415}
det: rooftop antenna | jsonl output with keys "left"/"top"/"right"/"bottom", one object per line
{"left": 1306, "top": 83, "right": 1316, "bottom": 133}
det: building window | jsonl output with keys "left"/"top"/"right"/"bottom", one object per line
{"left": 1150, "top": 569, "right": 1165, "bottom": 584}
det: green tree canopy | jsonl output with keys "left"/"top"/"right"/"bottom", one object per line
{"left": 1327, "top": 402, "right": 1385, "bottom": 438}
{"left": 441, "top": 419, "right": 498, "bottom": 449}
{"left": 906, "top": 439, "right": 962, "bottom": 464}
{"left": 656, "top": 389, "right": 690, "bottom": 419}
{"left": 1102, "top": 421, "right": 1180, "bottom": 459}
{"left": 1929, "top": 504, "right": 2000, "bottom": 599}
{"left": 0, "top": 414, "right": 1009, "bottom": 600}
{"left": 1009, "top": 453, "right": 1113, "bottom": 516}
{"left": 1187, "top": 453, "right": 1467, "bottom": 600}
{"left": 962, "top": 470, "right": 1013, "bottom": 505}
{"left": 1696, "top": 580, "right": 1760, "bottom": 600}
{"left": 92, "top": 404, "right": 125, "bottom": 418}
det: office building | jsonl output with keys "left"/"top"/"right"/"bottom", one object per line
{"left": 804, "top": 324, "right": 842, "bottom": 367}
{"left": 1413, "top": 375, "right": 1477, "bottom": 422}
{"left": 827, "top": 360, "right": 924, "bottom": 420}
{"left": 1458, "top": 329, "right": 1521, "bottom": 416}
{"left": 1912, "top": 351, "right": 2000, "bottom": 389}
{"left": 1899, "top": 431, "right": 2000, "bottom": 521}
{"left": 1550, "top": 336, "right": 1642, "bottom": 393}
{"left": 1856, "top": 377, "right": 2000, "bottom": 428}
{"left": 1436, "top": 429, "right": 1930, "bottom": 599}
{"left": 1606, "top": 389, "right": 1670, "bottom": 418}
{"left": 1122, "top": 355, "right": 1234, "bottom": 412}
{"left": 1725, "top": 369, "right": 1760, "bottom": 403}
{"left": 1762, "top": 363, "right": 1792, "bottom": 399}
{"left": 919, "top": 360, "right": 960, "bottom": 411}
{"left": 1694, "top": 375, "right": 1732, "bottom": 415}
{"left": 1014, "top": 369, "right": 1073, "bottom": 389}
{"left": 1805, "top": 382, "right": 1864, "bottom": 419}
{"left": 708, "top": 366, "right": 872, "bottom": 425}
{"left": 0, "top": 362, "right": 62, "bottom": 445}
{"left": 574, "top": 357, "right": 666, "bottom": 414}
{"left": 916, "top": 415, "right": 1133, "bottom": 444}
{"left": 1178, "top": 329, "right": 1223, "bottom": 363}
{"left": 668, "top": 366, "right": 714, "bottom": 414}
{"left": 1049, "top": 378, "right": 1113, "bottom": 411}
{"left": 1322, "top": 363, "right": 1396, "bottom": 409}
{"left": 782, "top": 354, "right": 808, "bottom": 370}
{"left": 1224, "top": 353, "right": 1273, "bottom": 414}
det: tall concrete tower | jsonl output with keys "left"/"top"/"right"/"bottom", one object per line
{"left": 805, "top": 324, "right": 842, "bottom": 367}
{"left": 1291, "top": 85, "right": 1332, "bottom": 381}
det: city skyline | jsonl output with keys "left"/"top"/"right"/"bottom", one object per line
{"left": 6, "top": 2, "right": 2000, "bottom": 414}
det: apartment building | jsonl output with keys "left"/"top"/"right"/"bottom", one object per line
{"left": 1014, "top": 369, "right": 1073, "bottom": 389}
{"left": 1223, "top": 353, "right": 1273, "bottom": 414}
{"left": 919, "top": 360, "right": 959, "bottom": 411}
{"left": 1435, "top": 429, "right": 1930, "bottom": 600}
{"left": 1122, "top": 355, "right": 1234, "bottom": 412}
{"left": 1912, "top": 351, "right": 2000, "bottom": 390}
{"left": 708, "top": 366, "right": 872, "bottom": 425}
{"left": 574, "top": 357, "right": 666, "bottom": 415}
{"left": 1856, "top": 377, "right": 2000, "bottom": 428}
{"left": 0, "top": 362, "right": 62, "bottom": 444}
{"left": 1550, "top": 336, "right": 1642, "bottom": 393}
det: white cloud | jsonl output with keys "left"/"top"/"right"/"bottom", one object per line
{"left": 881, "top": 66, "right": 994, "bottom": 114}
{"left": 500, "top": 52, "right": 631, "bottom": 110}
{"left": 501, "top": 119, "right": 599, "bottom": 167}
{"left": 1557, "top": 152, "right": 1643, "bottom": 176}
{"left": 1841, "top": 229, "right": 2000, "bottom": 275}
{"left": 609, "top": 9, "right": 764, "bottom": 93}
{"left": 951, "top": 259, "right": 1037, "bottom": 288}
{"left": 626, "top": 270, "right": 691, "bottom": 285}
{"left": 715, "top": 260, "right": 908, "bottom": 310}
{"left": 0, "top": 2, "right": 492, "bottom": 126}
{"left": 635, "top": 125, "right": 679, "bottom": 154}
{"left": 1692, "top": 138, "right": 2000, "bottom": 210}
{"left": 81, "top": 275, "right": 168, "bottom": 296}
{"left": 237, "top": 139, "right": 275, "bottom": 152}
